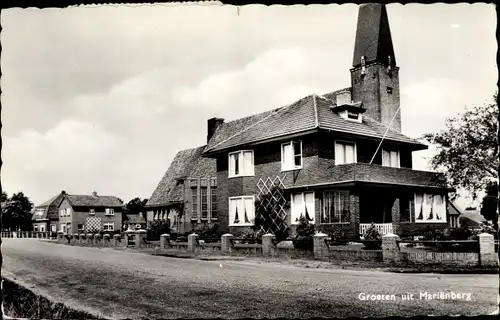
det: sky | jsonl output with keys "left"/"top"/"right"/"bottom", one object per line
{"left": 1, "top": 3, "right": 497, "bottom": 209}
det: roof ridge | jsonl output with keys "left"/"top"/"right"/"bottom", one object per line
{"left": 206, "top": 95, "right": 313, "bottom": 152}
{"left": 312, "top": 94, "right": 319, "bottom": 128}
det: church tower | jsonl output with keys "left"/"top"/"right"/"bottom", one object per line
{"left": 350, "top": 4, "right": 401, "bottom": 132}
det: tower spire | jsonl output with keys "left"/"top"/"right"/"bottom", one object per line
{"left": 352, "top": 4, "right": 396, "bottom": 68}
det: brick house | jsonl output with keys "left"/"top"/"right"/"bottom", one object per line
{"left": 54, "top": 191, "right": 123, "bottom": 234}
{"left": 145, "top": 146, "right": 217, "bottom": 234}
{"left": 197, "top": 4, "right": 452, "bottom": 239}
{"left": 31, "top": 193, "right": 65, "bottom": 233}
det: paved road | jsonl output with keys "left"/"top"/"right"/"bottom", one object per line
{"left": 2, "top": 239, "right": 498, "bottom": 319}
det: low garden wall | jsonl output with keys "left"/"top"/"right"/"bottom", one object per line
{"left": 1, "top": 231, "right": 55, "bottom": 239}
{"left": 14, "top": 229, "right": 496, "bottom": 268}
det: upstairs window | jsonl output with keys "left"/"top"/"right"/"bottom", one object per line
{"left": 382, "top": 149, "right": 400, "bottom": 168}
{"left": 229, "top": 150, "right": 254, "bottom": 178}
{"left": 60, "top": 209, "right": 65, "bottom": 217}
{"left": 191, "top": 180, "right": 198, "bottom": 220}
{"left": 201, "top": 184, "right": 208, "bottom": 220}
{"left": 291, "top": 191, "right": 315, "bottom": 225}
{"left": 105, "top": 208, "right": 114, "bottom": 216}
{"left": 65, "top": 208, "right": 72, "bottom": 216}
{"left": 415, "top": 193, "right": 446, "bottom": 223}
{"left": 281, "top": 141, "right": 302, "bottom": 171}
{"left": 335, "top": 141, "right": 356, "bottom": 165}
{"left": 35, "top": 209, "right": 44, "bottom": 217}
{"left": 89, "top": 208, "right": 95, "bottom": 215}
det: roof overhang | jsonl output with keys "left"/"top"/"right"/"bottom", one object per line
{"left": 145, "top": 201, "right": 184, "bottom": 209}
{"left": 287, "top": 180, "right": 454, "bottom": 193}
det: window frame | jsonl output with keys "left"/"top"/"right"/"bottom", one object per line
{"left": 201, "top": 185, "right": 208, "bottom": 220}
{"left": 281, "top": 140, "right": 303, "bottom": 171}
{"left": 103, "top": 222, "right": 114, "bottom": 231}
{"left": 77, "top": 224, "right": 85, "bottom": 231}
{"left": 321, "top": 190, "right": 351, "bottom": 224}
{"left": 210, "top": 184, "right": 217, "bottom": 220}
{"left": 290, "top": 191, "right": 315, "bottom": 225}
{"left": 228, "top": 195, "right": 256, "bottom": 227}
{"left": 34, "top": 225, "right": 39, "bottom": 232}
{"left": 382, "top": 148, "right": 400, "bottom": 168}
{"left": 334, "top": 140, "right": 357, "bottom": 165}
{"left": 105, "top": 208, "right": 115, "bottom": 216}
{"left": 228, "top": 150, "right": 255, "bottom": 178}
{"left": 89, "top": 208, "right": 95, "bottom": 215}
{"left": 414, "top": 193, "right": 447, "bottom": 223}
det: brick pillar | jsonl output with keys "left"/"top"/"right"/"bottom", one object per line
{"left": 350, "top": 194, "right": 360, "bottom": 239}
{"left": 136, "top": 230, "right": 147, "bottom": 249}
{"left": 87, "top": 233, "right": 94, "bottom": 246}
{"left": 382, "top": 233, "right": 401, "bottom": 264}
{"left": 113, "top": 234, "right": 121, "bottom": 247}
{"left": 479, "top": 233, "right": 497, "bottom": 267}
{"left": 391, "top": 198, "right": 400, "bottom": 235}
{"left": 221, "top": 234, "right": 233, "bottom": 254}
{"left": 160, "top": 234, "right": 170, "bottom": 250}
{"left": 103, "top": 234, "right": 110, "bottom": 246}
{"left": 187, "top": 233, "right": 199, "bottom": 252}
{"left": 262, "top": 233, "right": 276, "bottom": 257}
{"left": 313, "top": 233, "right": 329, "bottom": 260}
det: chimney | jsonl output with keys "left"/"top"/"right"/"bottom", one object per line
{"left": 207, "top": 117, "right": 224, "bottom": 143}
{"left": 92, "top": 191, "right": 98, "bottom": 197}
{"left": 61, "top": 190, "right": 66, "bottom": 195}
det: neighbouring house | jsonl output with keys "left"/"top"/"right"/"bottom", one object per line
{"left": 195, "top": 3, "right": 452, "bottom": 239}
{"left": 54, "top": 191, "right": 123, "bottom": 234}
{"left": 446, "top": 200, "right": 462, "bottom": 228}
{"left": 145, "top": 146, "right": 217, "bottom": 234}
{"left": 32, "top": 193, "right": 66, "bottom": 233}
{"left": 123, "top": 212, "right": 147, "bottom": 230}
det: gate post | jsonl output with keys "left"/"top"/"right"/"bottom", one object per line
{"left": 262, "top": 233, "right": 276, "bottom": 257}
{"left": 187, "top": 233, "right": 199, "bottom": 253}
{"left": 478, "top": 233, "right": 496, "bottom": 267}
{"left": 313, "top": 233, "right": 329, "bottom": 260}
{"left": 221, "top": 234, "right": 234, "bottom": 254}
{"left": 382, "top": 233, "right": 401, "bottom": 264}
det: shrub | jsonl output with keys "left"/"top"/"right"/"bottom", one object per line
{"left": 292, "top": 216, "right": 315, "bottom": 251}
{"left": 194, "top": 224, "right": 224, "bottom": 243}
{"left": 146, "top": 220, "right": 170, "bottom": 240}
{"left": 362, "top": 223, "right": 382, "bottom": 250}
{"left": 239, "top": 229, "right": 264, "bottom": 244}
{"left": 328, "top": 230, "right": 349, "bottom": 245}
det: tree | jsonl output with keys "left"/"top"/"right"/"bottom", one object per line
{"left": 481, "top": 181, "right": 498, "bottom": 228}
{"left": 1, "top": 192, "right": 34, "bottom": 231}
{"left": 122, "top": 197, "right": 148, "bottom": 220}
{"left": 422, "top": 93, "right": 499, "bottom": 198}
{"left": 1, "top": 191, "right": 8, "bottom": 202}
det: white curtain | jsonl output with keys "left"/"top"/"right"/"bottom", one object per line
{"left": 345, "top": 144, "right": 355, "bottom": 164}
{"left": 415, "top": 194, "right": 423, "bottom": 220}
{"left": 433, "top": 195, "right": 446, "bottom": 222}
{"left": 244, "top": 197, "right": 254, "bottom": 224}
{"left": 382, "top": 149, "right": 390, "bottom": 166}
{"left": 292, "top": 193, "right": 303, "bottom": 223}
{"left": 335, "top": 143, "right": 345, "bottom": 164}
{"left": 229, "top": 153, "right": 236, "bottom": 176}
{"left": 304, "top": 192, "right": 315, "bottom": 224}
{"left": 390, "top": 151, "right": 400, "bottom": 168}
{"left": 229, "top": 198, "right": 238, "bottom": 225}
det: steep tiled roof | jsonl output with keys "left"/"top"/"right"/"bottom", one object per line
{"left": 32, "top": 192, "right": 66, "bottom": 221}
{"left": 203, "top": 92, "right": 426, "bottom": 154}
{"left": 147, "top": 146, "right": 216, "bottom": 207}
{"left": 65, "top": 194, "right": 122, "bottom": 207}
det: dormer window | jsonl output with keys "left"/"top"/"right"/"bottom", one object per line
{"left": 89, "top": 208, "right": 95, "bottom": 215}
{"left": 331, "top": 102, "right": 365, "bottom": 123}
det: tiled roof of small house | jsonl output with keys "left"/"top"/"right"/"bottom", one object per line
{"left": 32, "top": 192, "right": 66, "bottom": 221}
{"left": 203, "top": 92, "right": 426, "bottom": 154}
{"left": 459, "top": 209, "right": 485, "bottom": 228}
{"left": 147, "top": 146, "right": 216, "bottom": 207}
{"left": 65, "top": 194, "right": 123, "bottom": 207}
{"left": 125, "top": 213, "right": 146, "bottom": 224}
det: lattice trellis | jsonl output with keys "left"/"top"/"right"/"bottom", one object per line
{"left": 255, "top": 175, "right": 288, "bottom": 234}
{"left": 86, "top": 216, "right": 102, "bottom": 232}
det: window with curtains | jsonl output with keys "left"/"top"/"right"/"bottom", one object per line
{"left": 322, "top": 191, "right": 350, "bottom": 224}
{"left": 414, "top": 193, "right": 446, "bottom": 223}
{"left": 382, "top": 149, "right": 400, "bottom": 168}
{"left": 281, "top": 141, "right": 302, "bottom": 171}
{"left": 229, "top": 196, "right": 255, "bottom": 226}
{"left": 211, "top": 178, "right": 217, "bottom": 220}
{"left": 335, "top": 141, "right": 356, "bottom": 165}
{"left": 228, "top": 150, "right": 254, "bottom": 178}
{"left": 291, "top": 191, "right": 315, "bottom": 225}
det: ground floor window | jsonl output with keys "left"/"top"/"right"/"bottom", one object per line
{"left": 229, "top": 196, "right": 255, "bottom": 226}
{"left": 77, "top": 224, "right": 85, "bottom": 231}
{"left": 50, "top": 224, "right": 56, "bottom": 232}
{"left": 40, "top": 225, "right": 45, "bottom": 232}
{"left": 415, "top": 193, "right": 446, "bottom": 223}
{"left": 34, "top": 225, "right": 39, "bottom": 232}
{"left": 291, "top": 191, "right": 315, "bottom": 224}
{"left": 449, "top": 215, "right": 459, "bottom": 228}
{"left": 322, "top": 191, "right": 350, "bottom": 224}
{"left": 103, "top": 222, "right": 114, "bottom": 231}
